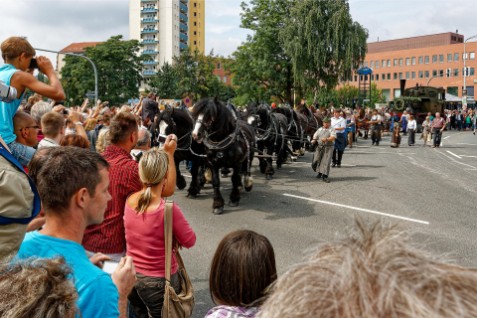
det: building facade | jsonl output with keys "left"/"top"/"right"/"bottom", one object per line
{"left": 188, "top": 1, "right": 205, "bottom": 53}
{"left": 129, "top": 0, "right": 205, "bottom": 78}
{"left": 347, "top": 32, "right": 477, "bottom": 103}
{"left": 57, "top": 42, "right": 102, "bottom": 77}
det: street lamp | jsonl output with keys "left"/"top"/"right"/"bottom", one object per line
{"left": 34, "top": 48, "right": 99, "bottom": 105}
{"left": 463, "top": 34, "right": 477, "bottom": 106}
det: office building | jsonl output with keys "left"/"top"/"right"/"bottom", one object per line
{"left": 347, "top": 32, "right": 477, "bottom": 103}
{"left": 129, "top": 0, "right": 205, "bottom": 78}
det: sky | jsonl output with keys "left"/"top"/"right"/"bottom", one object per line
{"left": 0, "top": 0, "right": 475, "bottom": 66}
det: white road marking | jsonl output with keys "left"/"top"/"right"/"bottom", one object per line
{"left": 457, "top": 143, "right": 477, "bottom": 146}
{"left": 446, "top": 151, "right": 462, "bottom": 159}
{"left": 435, "top": 151, "right": 477, "bottom": 170}
{"left": 444, "top": 136, "right": 451, "bottom": 140}
{"left": 283, "top": 193, "right": 429, "bottom": 225}
{"left": 460, "top": 155, "right": 477, "bottom": 158}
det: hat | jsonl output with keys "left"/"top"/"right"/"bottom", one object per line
{"left": 322, "top": 117, "right": 331, "bottom": 123}
{"left": 271, "top": 102, "right": 277, "bottom": 109}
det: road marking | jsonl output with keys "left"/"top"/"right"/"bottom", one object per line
{"left": 444, "top": 136, "right": 451, "bottom": 140}
{"left": 283, "top": 193, "right": 429, "bottom": 225}
{"left": 446, "top": 151, "right": 462, "bottom": 159}
{"left": 457, "top": 143, "right": 477, "bottom": 146}
{"left": 435, "top": 151, "right": 477, "bottom": 170}
{"left": 460, "top": 155, "right": 477, "bottom": 158}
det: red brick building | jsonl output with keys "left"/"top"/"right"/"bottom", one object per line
{"left": 346, "top": 32, "right": 477, "bottom": 103}
{"left": 213, "top": 57, "right": 233, "bottom": 86}
{"left": 57, "top": 42, "right": 102, "bottom": 75}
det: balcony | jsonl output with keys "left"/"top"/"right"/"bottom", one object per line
{"left": 141, "top": 39, "right": 158, "bottom": 44}
{"left": 180, "top": 33, "right": 188, "bottom": 43}
{"left": 141, "top": 0, "right": 155, "bottom": 2}
{"left": 141, "top": 7, "right": 158, "bottom": 13}
{"left": 180, "top": 3, "right": 188, "bottom": 13}
{"left": 180, "top": 0, "right": 188, "bottom": 4}
{"left": 143, "top": 60, "right": 158, "bottom": 65}
{"left": 179, "top": 43, "right": 188, "bottom": 51}
{"left": 143, "top": 50, "right": 159, "bottom": 55}
{"left": 179, "top": 13, "right": 187, "bottom": 23}
{"left": 141, "top": 18, "right": 159, "bottom": 24}
{"left": 143, "top": 70, "right": 156, "bottom": 76}
{"left": 141, "top": 29, "right": 158, "bottom": 34}
{"left": 179, "top": 23, "right": 187, "bottom": 32}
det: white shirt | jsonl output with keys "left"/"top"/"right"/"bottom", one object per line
{"left": 38, "top": 137, "right": 59, "bottom": 149}
{"left": 331, "top": 117, "right": 346, "bottom": 134}
{"left": 407, "top": 119, "right": 417, "bottom": 130}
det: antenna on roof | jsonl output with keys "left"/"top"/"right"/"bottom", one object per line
{"left": 456, "top": 29, "right": 459, "bottom": 34}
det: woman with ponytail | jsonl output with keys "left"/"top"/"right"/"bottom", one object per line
{"left": 124, "top": 146, "right": 196, "bottom": 318}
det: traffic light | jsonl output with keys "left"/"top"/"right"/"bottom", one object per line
{"left": 446, "top": 68, "right": 451, "bottom": 77}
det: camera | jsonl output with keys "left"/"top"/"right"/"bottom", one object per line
{"left": 0, "top": 80, "right": 17, "bottom": 102}
{"left": 157, "top": 134, "right": 167, "bottom": 143}
{"left": 29, "top": 58, "right": 38, "bottom": 70}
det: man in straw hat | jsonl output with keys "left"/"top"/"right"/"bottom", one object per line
{"left": 311, "top": 117, "right": 336, "bottom": 183}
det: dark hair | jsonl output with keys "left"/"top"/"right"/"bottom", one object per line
{"left": 108, "top": 112, "right": 137, "bottom": 144}
{"left": 209, "top": 230, "right": 276, "bottom": 307}
{"left": 37, "top": 146, "right": 108, "bottom": 214}
{"left": 28, "top": 147, "right": 54, "bottom": 185}
{"left": 60, "top": 134, "right": 90, "bottom": 149}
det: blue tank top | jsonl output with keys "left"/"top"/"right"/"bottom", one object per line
{"left": 0, "top": 64, "right": 23, "bottom": 144}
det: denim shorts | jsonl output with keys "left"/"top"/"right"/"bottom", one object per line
{"left": 128, "top": 273, "right": 181, "bottom": 318}
{"left": 8, "top": 141, "right": 36, "bottom": 167}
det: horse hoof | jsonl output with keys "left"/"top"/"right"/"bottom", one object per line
{"left": 245, "top": 185, "right": 253, "bottom": 192}
{"left": 213, "top": 207, "right": 224, "bottom": 215}
{"left": 266, "top": 174, "right": 273, "bottom": 180}
{"left": 229, "top": 201, "right": 239, "bottom": 207}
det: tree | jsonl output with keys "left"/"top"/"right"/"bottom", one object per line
{"left": 231, "top": 0, "right": 294, "bottom": 104}
{"left": 279, "top": 0, "right": 367, "bottom": 99}
{"left": 336, "top": 84, "right": 359, "bottom": 108}
{"left": 148, "top": 62, "right": 179, "bottom": 98}
{"left": 61, "top": 35, "right": 145, "bottom": 105}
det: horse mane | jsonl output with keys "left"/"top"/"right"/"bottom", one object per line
{"left": 192, "top": 98, "right": 236, "bottom": 137}
{"left": 170, "top": 107, "right": 193, "bottom": 128}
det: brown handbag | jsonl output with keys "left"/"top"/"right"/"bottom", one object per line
{"left": 162, "top": 201, "right": 195, "bottom": 318}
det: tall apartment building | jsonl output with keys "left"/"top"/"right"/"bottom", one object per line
{"left": 347, "top": 32, "right": 477, "bottom": 102}
{"left": 129, "top": 0, "right": 205, "bottom": 78}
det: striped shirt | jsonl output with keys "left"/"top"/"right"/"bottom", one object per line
{"left": 83, "top": 145, "right": 142, "bottom": 254}
{"left": 205, "top": 306, "right": 258, "bottom": 318}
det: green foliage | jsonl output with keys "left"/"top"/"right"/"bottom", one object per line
{"left": 279, "top": 0, "right": 367, "bottom": 93}
{"left": 61, "top": 35, "right": 144, "bottom": 105}
{"left": 148, "top": 62, "right": 179, "bottom": 98}
{"left": 231, "top": 0, "right": 294, "bottom": 104}
{"left": 336, "top": 85, "right": 359, "bottom": 108}
{"left": 370, "top": 82, "right": 386, "bottom": 107}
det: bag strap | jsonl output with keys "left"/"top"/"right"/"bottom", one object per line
{"left": 164, "top": 200, "right": 173, "bottom": 282}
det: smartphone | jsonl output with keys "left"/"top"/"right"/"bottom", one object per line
{"left": 102, "top": 260, "right": 119, "bottom": 274}
{"left": 29, "top": 58, "right": 38, "bottom": 70}
{"left": 157, "top": 134, "right": 167, "bottom": 143}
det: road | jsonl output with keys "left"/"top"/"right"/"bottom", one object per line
{"left": 172, "top": 129, "right": 477, "bottom": 317}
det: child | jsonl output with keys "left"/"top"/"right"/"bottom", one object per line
{"left": 0, "top": 36, "right": 65, "bottom": 165}
{"left": 206, "top": 230, "right": 277, "bottom": 318}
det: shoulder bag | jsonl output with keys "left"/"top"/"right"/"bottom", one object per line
{"left": 162, "top": 200, "right": 195, "bottom": 318}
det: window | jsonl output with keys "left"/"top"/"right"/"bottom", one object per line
{"left": 371, "top": 74, "right": 374, "bottom": 80}
{"left": 387, "top": 59, "right": 391, "bottom": 67}
{"left": 454, "top": 53, "right": 459, "bottom": 61}
{"left": 439, "top": 54, "right": 444, "bottom": 63}
{"left": 387, "top": 73, "right": 391, "bottom": 80}
{"left": 425, "top": 56, "right": 429, "bottom": 64}
{"left": 194, "top": 41, "right": 197, "bottom": 45}
{"left": 194, "top": 31, "right": 197, "bottom": 35}
{"left": 194, "top": 2, "right": 197, "bottom": 7}
{"left": 412, "top": 71, "right": 416, "bottom": 79}
{"left": 439, "top": 70, "right": 444, "bottom": 77}
{"left": 432, "top": 55, "right": 437, "bottom": 63}
{"left": 382, "top": 74, "right": 385, "bottom": 80}
{"left": 447, "top": 53, "right": 452, "bottom": 62}
{"left": 463, "top": 52, "right": 468, "bottom": 60}
{"left": 471, "top": 67, "right": 475, "bottom": 76}
{"left": 405, "top": 71, "right": 410, "bottom": 79}
{"left": 471, "top": 52, "right": 475, "bottom": 60}
{"left": 418, "top": 56, "right": 423, "bottom": 64}
{"left": 454, "top": 68, "right": 459, "bottom": 76}
{"left": 399, "top": 58, "right": 403, "bottom": 66}
{"left": 354, "top": 75, "right": 357, "bottom": 82}
{"left": 370, "top": 61, "right": 374, "bottom": 68}
{"left": 381, "top": 59, "right": 386, "bottom": 68}
{"left": 217, "top": 63, "right": 221, "bottom": 69}
{"left": 194, "top": 12, "right": 197, "bottom": 16}
{"left": 399, "top": 72, "right": 403, "bottom": 79}
{"left": 375, "top": 60, "right": 380, "bottom": 68}
{"left": 223, "top": 76, "right": 228, "bottom": 83}
{"left": 432, "top": 70, "right": 437, "bottom": 77}
{"left": 363, "top": 61, "right": 368, "bottom": 67}
{"left": 406, "top": 58, "right": 411, "bottom": 66}
{"left": 393, "top": 73, "right": 397, "bottom": 80}
{"left": 393, "top": 59, "right": 398, "bottom": 66}
{"left": 412, "top": 57, "right": 416, "bottom": 65}
{"left": 419, "top": 71, "right": 423, "bottom": 78}
{"left": 425, "top": 70, "right": 430, "bottom": 78}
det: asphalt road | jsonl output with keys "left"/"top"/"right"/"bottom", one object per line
{"left": 171, "top": 129, "right": 477, "bottom": 317}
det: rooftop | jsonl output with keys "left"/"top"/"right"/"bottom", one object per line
{"left": 59, "top": 42, "right": 103, "bottom": 54}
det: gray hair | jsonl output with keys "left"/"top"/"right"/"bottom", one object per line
{"left": 258, "top": 220, "right": 477, "bottom": 318}
{"left": 136, "top": 127, "right": 151, "bottom": 148}
{"left": 30, "top": 101, "right": 52, "bottom": 123}
{"left": 0, "top": 257, "right": 78, "bottom": 318}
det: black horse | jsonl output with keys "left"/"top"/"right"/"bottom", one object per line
{"left": 273, "top": 106, "right": 307, "bottom": 155}
{"left": 153, "top": 107, "right": 204, "bottom": 197}
{"left": 246, "top": 103, "right": 288, "bottom": 179}
{"left": 191, "top": 98, "right": 255, "bottom": 215}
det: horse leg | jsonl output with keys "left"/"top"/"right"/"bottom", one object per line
{"left": 258, "top": 142, "right": 267, "bottom": 174}
{"left": 265, "top": 143, "right": 274, "bottom": 180}
{"left": 229, "top": 166, "right": 241, "bottom": 206}
{"left": 211, "top": 166, "right": 225, "bottom": 214}
{"left": 176, "top": 160, "right": 186, "bottom": 190}
{"left": 187, "top": 158, "right": 201, "bottom": 197}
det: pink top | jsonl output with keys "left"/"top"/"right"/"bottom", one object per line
{"left": 124, "top": 199, "right": 196, "bottom": 277}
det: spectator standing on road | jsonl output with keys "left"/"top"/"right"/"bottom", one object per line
{"left": 0, "top": 37, "right": 65, "bottom": 166}
{"left": 421, "top": 116, "right": 431, "bottom": 146}
{"left": 431, "top": 112, "right": 446, "bottom": 148}
{"left": 331, "top": 109, "right": 346, "bottom": 167}
{"left": 407, "top": 114, "right": 417, "bottom": 146}
{"left": 206, "top": 230, "right": 276, "bottom": 318}
{"left": 38, "top": 111, "right": 65, "bottom": 149}
{"left": 400, "top": 110, "right": 408, "bottom": 135}
{"left": 125, "top": 147, "right": 196, "bottom": 317}
{"left": 17, "top": 146, "right": 137, "bottom": 318}
{"left": 311, "top": 117, "right": 336, "bottom": 183}
{"left": 369, "top": 109, "right": 383, "bottom": 146}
